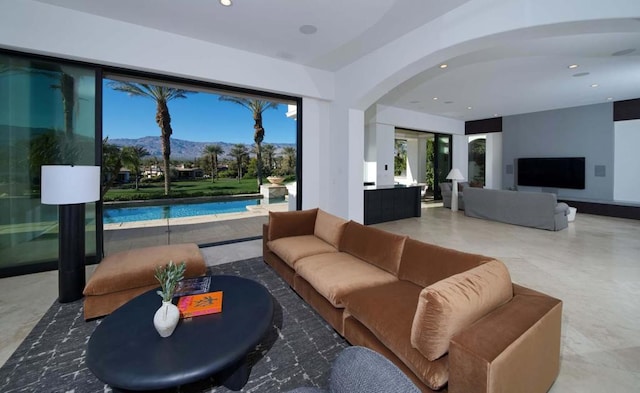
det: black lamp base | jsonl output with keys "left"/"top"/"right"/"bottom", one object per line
{"left": 58, "top": 203, "right": 86, "bottom": 303}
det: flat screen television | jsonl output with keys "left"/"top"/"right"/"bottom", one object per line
{"left": 517, "top": 157, "right": 585, "bottom": 190}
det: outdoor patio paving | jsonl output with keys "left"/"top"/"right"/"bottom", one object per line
{"left": 103, "top": 203, "right": 288, "bottom": 255}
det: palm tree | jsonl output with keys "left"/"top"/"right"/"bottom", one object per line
{"left": 204, "top": 144, "right": 224, "bottom": 182}
{"left": 229, "top": 144, "right": 249, "bottom": 182}
{"left": 262, "top": 143, "right": 276, "bottom": 176}
{"left": 218, "top": 96, "right": 279, "bottom": 186}
{"left": 108, "top": 81, "right": 192, "bottom": 195}
{"left": 122, "top": 145, "right": 150, "bottom": 190}
{"left": 102, "top": 138, "right": 123, "bottom": 197}
{"left": 282, "top": 146, "right": 297, "bottom": 176}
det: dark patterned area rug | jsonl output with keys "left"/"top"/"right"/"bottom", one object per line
{"left": 0, "top": 258, "right": 348, "bottom": 393}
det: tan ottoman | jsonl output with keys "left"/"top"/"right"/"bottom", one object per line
{"left": 83, "top": 243, "right": 207, "bottom": 320}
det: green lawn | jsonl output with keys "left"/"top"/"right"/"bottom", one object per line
{"left": 104, "top": 178, "right": 260, "bottom": 202}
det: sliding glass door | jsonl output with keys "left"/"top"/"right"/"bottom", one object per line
{"left": 0, "top": 52, "right": 97, "bottom": 276}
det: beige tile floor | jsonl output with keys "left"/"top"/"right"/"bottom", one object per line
{"left": 1, "top": 205, "right": 639, "bottom": 392}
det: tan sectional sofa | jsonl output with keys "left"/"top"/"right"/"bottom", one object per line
{"left": 263, "top": 208, "right": 562, "bottom": 393}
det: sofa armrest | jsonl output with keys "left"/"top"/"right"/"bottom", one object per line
{"left": 448, "top": 289, "right": 562, "bottom": 393}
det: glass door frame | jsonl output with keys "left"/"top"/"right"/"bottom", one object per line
{"left": 433, "top": 133, "right": 452, "bottom": 200}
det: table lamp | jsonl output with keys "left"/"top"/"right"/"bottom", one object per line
{"left": 41, "top": 165, "right": 101, "bottom": 303}
{"left": 446, "top": 168, "right": 465, "bottom": 212}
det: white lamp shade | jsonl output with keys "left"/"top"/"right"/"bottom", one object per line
{"left": 446, "top": 168, "right": 465, "bottom": 181}
{"left": 41, "top": 165, "right": 101, "bottom": 205}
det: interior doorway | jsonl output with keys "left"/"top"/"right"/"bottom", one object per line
{"left": 393, "top": 129, "right": 452, "bottom": 202}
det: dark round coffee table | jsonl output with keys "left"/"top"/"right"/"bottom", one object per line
{"left": 86, "top": 275, "right": 274, "bottom": 391}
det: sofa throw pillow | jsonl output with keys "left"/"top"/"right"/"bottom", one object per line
{"left": 339, "top": 221, "right": 407, "bottom": 275}
{"left": 267, "top": 208, "right": 318, "bottom": 241}
{"left": 314, "top": 209, "right": 348, "bottom": 249}
{"left": 410, "top": 260, "right": 513, "bottom": 361}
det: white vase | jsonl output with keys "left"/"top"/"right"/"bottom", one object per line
{"left": 153, "top": 301, "right": 180, "bottom": 338}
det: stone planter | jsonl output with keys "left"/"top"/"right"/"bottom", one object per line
{"left": 266, "top": 176, "right": 285, "bottom": 185}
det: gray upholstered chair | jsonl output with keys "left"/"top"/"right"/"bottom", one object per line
{"left": 286, "top": 346, "right": 420, "bottom": 393}
{"left": 439, "top": 181, "right": 467, "bottom": 210}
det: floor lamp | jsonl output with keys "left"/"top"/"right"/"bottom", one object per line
{"left": 41, "top": 165, "right": 101, "bottom": 303}
{"left": 446, "top": 168, "right": 465, "bottom": 212}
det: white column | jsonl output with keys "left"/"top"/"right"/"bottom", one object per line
{"left": 348, "top": 109, "right": 365, "bottom": 223}
{"left": 452, "top": 134, "right": 469, "bottom": 180}
{"left": 485, "top": 133, "right": 503, "bottom": 190}
{"left": 406, "top": 138, "right": 419, "bottom": 184}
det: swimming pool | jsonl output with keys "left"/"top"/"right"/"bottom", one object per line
{"left": 104, "top": 198, "right": 271, "bottom": 224}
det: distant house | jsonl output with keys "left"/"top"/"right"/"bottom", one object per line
{"left": 176, "top": 165, "right": 204, "bottom": 179}
{"left": 117, "top": 168, "right": 131, "bottom": 183}
{"left": 143, "top": 165, "right": 163, "bottom": 178}
{"left": 104, "top": 167, "right": 130, "bottom": 184}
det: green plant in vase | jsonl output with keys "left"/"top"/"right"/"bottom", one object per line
{"left": 154, "top": 260, "right": 187, "bottom": 301}
{"left": 153, "top": 260, "right": 187, "bottom": 338}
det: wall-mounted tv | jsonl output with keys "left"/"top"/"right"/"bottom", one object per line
{"left": 517, "top": 157, "right": 585, "bottom": 190}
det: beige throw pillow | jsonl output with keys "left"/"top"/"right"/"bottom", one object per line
{"left": 410, "top": 260, "right": 513, "bottom": 361}
{"left": 314, "top": 209, "right": 348, "bottom": 249}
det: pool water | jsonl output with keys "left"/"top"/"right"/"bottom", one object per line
{"left": 104, "top": 198, "right": 268, "bottom": 224}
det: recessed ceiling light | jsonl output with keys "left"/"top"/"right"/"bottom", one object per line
{"left": 439, "top": 64, "right": 448, "bottom": 69}
{"left": 607, "top": 97, "right": 614, "bottom": 101}
{"left": 573, "top": 72, "right": 590, "bottom": 77}
{"left": 220, "top": 0, "right": 232, "bottom": 6}
{"left": 591, "top": 84, "right": 599, "bottom": 88}
{"left": 299, "top": 25, "right": 318, "bottom": 35}
{"left": 568, "top": 64, "right": 579, "bottom": 69}
{"left": 467, "top": 106, "right": 472, "bottom": 110}
{"left": 433, "top": 97, "right": 438, "bottom": 100}
{"left": 493, "top": 113, "right": 500, "bottom": 117}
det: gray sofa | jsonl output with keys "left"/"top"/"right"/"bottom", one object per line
{"left": 439, "top": 182, "right": 468, "bottom": 210}
{"left": 464, "top": 187, "right": 570, "bottom": 231}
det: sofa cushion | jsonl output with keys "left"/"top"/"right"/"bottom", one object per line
{"left": 84, "top": 243, "right": 206, "bottom": 296}
{"left": 295, "top": 252, "right": 397, "bottom": 308}
{"left": 398, "top": 238, "right": 491, "bottom": 288}
{"left": 267, "top": 208, "right": 318, "bottom": 241}
{"left": 314, "top": 209, "right": 348, "bottom": 249}
{"left": 342, "top": 281, "right": 449, "bottom": 390}
{"left": 339, "top": 221, "right": 407, "bottom": 275}
{"left": 411, "top": 260, "right": 513, "bottom": 361}
{"left": 267, "top": 235, "right": 338, "bottom": 268}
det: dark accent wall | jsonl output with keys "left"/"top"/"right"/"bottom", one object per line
{"left": 613, "top": 98, "right": 640, "bottom": 121}
{"left": 502, "top": 103, "right": 614, "bottom": 201}
{"left": 465, "top": 117, "right": 502, "bottom": 134}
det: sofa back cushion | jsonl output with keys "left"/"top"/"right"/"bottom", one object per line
{"left": 410, "top": 260, "right": 513, "bottom": 361}
{"left": 339, "top": 221, "right": 407, "bottom": 275}
{"left": 398, "top": 238, "right": 492, "bottom": 287}
{"left": 268, "top": 208, "right": 318, "bottom": 241}
{"left": 314, "top": 209, "right": 349, "bottom": 249}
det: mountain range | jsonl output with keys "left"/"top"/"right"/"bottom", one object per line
{"left": 107, "top": 136, "right": 295, "bottom": 160}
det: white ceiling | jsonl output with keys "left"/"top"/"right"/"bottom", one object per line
{"left": 35, "top": 0, "right": 640, "bottom": 121}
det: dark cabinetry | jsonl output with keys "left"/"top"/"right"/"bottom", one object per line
{"left": 364, "top": 185, "right": 421, "bottom": 224}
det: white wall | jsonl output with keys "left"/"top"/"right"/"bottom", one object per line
{"left": 452, "top": 134, "right": 470, "bottom": 181}
{"left": 301, "top": 97, "right": 331, "bottom": 210}
{"left": 614, "top": 120, "right": 640, "bottom": 203}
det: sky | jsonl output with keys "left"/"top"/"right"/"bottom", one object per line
{"left": 102, "top": 79, "right": 297, "bottom": 145}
